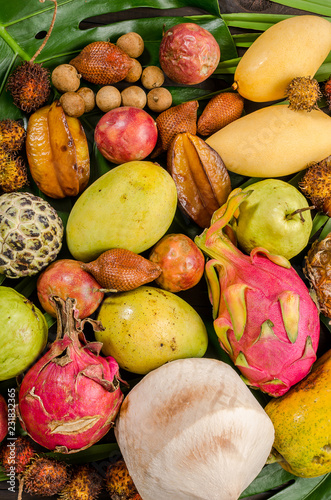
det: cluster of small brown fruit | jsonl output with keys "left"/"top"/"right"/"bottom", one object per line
{"left": 51, "top": 31, "right": 172, "bottom": 117}
{"left": 0, "top": 435, "right": 141, "bottom": 499}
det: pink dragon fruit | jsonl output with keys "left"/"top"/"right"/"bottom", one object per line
{"left": 18, "top": 296, "right": 124, "bottom": 453}
{"left": 195, "top": 188, "right": 320, "bottom": 397}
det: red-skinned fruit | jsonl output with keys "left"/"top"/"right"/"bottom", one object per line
{"left": 37, "top": 259, "right": 104, "bottom": 319}
{"left": 0, "top": 436, "right": 35, "bottom": 474}
{"left": 23, "top": 456, "right": 69, "bottom": 497}
{"left": 94, "top": 107, "right": 158, "bottom": 164}
{"left": 149, "top": 233, "right": 205, "bottom": 292}
{"left": 159, "top": 23, "right": 220, "bottom": 85}
{"left": 324, "top": 76, "right": 331, "bottom": 109}
{"left": 0, "top": 395, "right": 7, "bottom": 443}
{"left": 6, "top": 0, "right": 57, "bottom": 113}
{"left": 17, "top": 296, "right": 124, "bottom": 453}
{"left": 105, "top": 458, "right": 140, "bottom": 499}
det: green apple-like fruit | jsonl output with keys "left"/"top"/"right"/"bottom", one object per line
{"left": 0, "top": 287, "right": 48, "bottom": 381}
{"left": 235, "top": 179, "right": 312, "bottom": 260}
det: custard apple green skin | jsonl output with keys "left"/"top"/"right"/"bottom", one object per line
{"left": 0, "top": 192, "right": 63, "bottom": 278}
{"left": 195, "top": 188, "right": 320, "bottom": 397}
{"left": 235, "top": 179, "right": 312, "bottom": 260}
{"left": 0, "top": 287, "right": 48, "bottom": 381}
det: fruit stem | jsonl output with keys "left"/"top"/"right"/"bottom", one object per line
{"left": 30, "top": 0, "right": 57, "bottom": 63}
{"left": 17, "top": 475, "right": 24, "bottom": 500}
{"left": 286, "top": 206, "right": 315, "bottom": 223}
{"left": 265, "top": 448, "right": 286, "bottom": 466}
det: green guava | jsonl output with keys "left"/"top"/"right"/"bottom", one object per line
{"left": 235, "top": 179, "right": 312, "bottom": 260}
{"left": 0, "top": 287, "right": 48, "bottom": 381}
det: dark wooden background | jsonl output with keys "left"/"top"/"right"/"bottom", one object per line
{"left": 0, "top": 1, "right": 318, "bottom": 499}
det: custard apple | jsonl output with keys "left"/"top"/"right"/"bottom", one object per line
{"left": 0, "top": 192, "right": 63, "bottom": 278}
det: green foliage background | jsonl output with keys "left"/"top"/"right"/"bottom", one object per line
{"left": 0, "top": 0, "right": 330, "bottom": 497}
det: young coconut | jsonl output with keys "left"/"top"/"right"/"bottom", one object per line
{"left": 115, "top": 357, "right": 275, "bottom": 500}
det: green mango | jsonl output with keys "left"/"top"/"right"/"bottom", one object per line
{"left": 0, "top": 287, "right": 48, "bottom": 381}
{"left": 66, "top": 161, "right": 178, "bottom": 262}
{"left": 265, "top": 349, "right": 331, "bottom": 478}
{"left": 96, "top": 286, "right": 208, "bottom": 374}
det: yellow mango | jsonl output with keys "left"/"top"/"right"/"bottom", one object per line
{"left": 66, "top": 161, "right": 178, "bottom": 262}
{"left": 265, "top": 349, "right": 331, "bottom": 478}
{"left": 206, "top": 104, "right": 331, "bottom": 178}
{"left": 233, "top": 15, "right": 331, "bottom": 102}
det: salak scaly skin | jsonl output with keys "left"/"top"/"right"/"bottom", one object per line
{"left": 195, "top": 188, "right": 320, "bottom": 397}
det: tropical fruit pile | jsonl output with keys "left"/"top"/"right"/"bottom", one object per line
{"left": 0, "top": 1, "right": 331, "bottom": 499}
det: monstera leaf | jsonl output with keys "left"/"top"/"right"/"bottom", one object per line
{"left": 1, "top": 2, "right": 330, "bottom": 499}
{"left": 0, "top": 0, "right": 237, "bottom": 119}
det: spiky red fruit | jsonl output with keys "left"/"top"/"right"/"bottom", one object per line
{"left": 7, "top": 61, "right": 51, "bottom": 113}
{"left": 23, "top": 456, "right": 69, "bottom": 496}
{"left": 59, "top": 464, "right": 103, "bottom": 500}
{"left": 0, "top": 151, "right": 29, "bottom": 192}
{"left": 286, "top": 76, "right": 322, "bottom": 112}
{"left": 0, "top": 435, "right": 35, "bottom": 474}
{"left": 0, "top": 119, "right": 26, "bottom": 152}
{"left": 324, "top": 76, "right": 331, "bottom": 108}
{"left": 105, "top": 458, "right": 140, "bottom": 499}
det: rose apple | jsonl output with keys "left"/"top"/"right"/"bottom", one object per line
{"left": 94, "top": 106, "right": 158, "bottom": 164}
{"left": 0, "top": 394, "right": 7, "bottom": 443}
{"left": 235, "top": 179, "right": 313, "bottom": 260}
{"left": 37, "top": 259, "right": 104, "bottom": 319}
{"left": 159, "top": 23, "right": 220, "bottom": 85}
{"left": 149, "top": 233, "right": 205, "bottom": 292}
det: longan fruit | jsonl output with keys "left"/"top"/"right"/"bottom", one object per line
{"left": 125, "top": 58, "right": 143, "bottom": 83}
{"left": 59, "top": 92, "right": 85, "bottom": 117}
{"left": 96, "top": 86, "right": 121, "bottom": 112}
{"left": 141, "top": 66, "right": 165, "bottom": 90}
{"left": 147, "top": 87, "right": 172, "bottom": 113}
{"left": 121, "top": 86, "right": 146, "bottom": 109}
{"left": 51, "top": 64, "right": 81, "bottom": 93}
{"left": 77, "top": 87, "right": 95, "bottom": 113}
{"left": 116, "top": 32, "right": 144, "bottom": 58}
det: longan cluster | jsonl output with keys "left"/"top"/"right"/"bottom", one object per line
{"left": 51, "top": 31, "right": 172, "bottom": 117}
